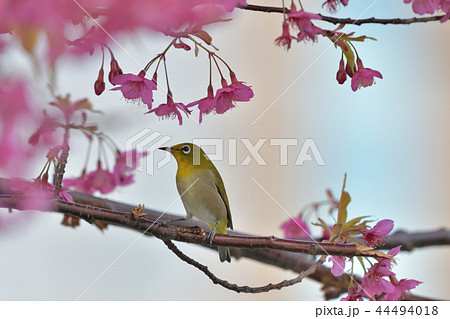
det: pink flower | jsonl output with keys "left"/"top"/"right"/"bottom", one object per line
{"left": 65, "top": 165, "right": 116, "bottom": 195}
{"left": 404, "top": 0, "right": 440, "bottom": 15}
{"left": 188, "top": 85, "right": 216, "bottom": 123}
{"left": 328, "top": 256, "right": 347, "bottom": 277}
{"left": 280, "top": 215, "right": 311, "bottom": 239}
{"left": 49, "top": 95, "right": 93, "bottom": 123}
{"left": 147, "top": 94, "right": 191, "bottom": 125}
{"left": 0, "top": 81, "right": 34, "bottom": 174}
{"left": 380, "top": 278, "right": 422, "bottom": 301}
{"left": 28, "top": 118, "right": 59, "bottom": 146}
{"left": 362, "top": 261, "right": 396, "bottom": 297}
{"left": 351, "top": 59, "right": 383, "bottom": 91}
{"left": 113, "top": 150, "right": 147, "bottom": 186}
{"left": 86, "top": 167, "right": 116, "bottom": 194}
{"left": 214, "top": 76, "right": 254, "bottom": 114}
{"left": 63, "top": 173, "right": 91, "bottom": 194}
{"left": 440, "top": 0, "right": 450, "bottom": 21}
{"left": 341, "top": 287, "right": 364, "bottom": 301}
{"left": 362, "top": 219, "right": 394, "bottom": 247}
{"left": 323, "top": 0, "right": 349, "bottom": 13}
{"left": 111, "top": 70, "right": 157, "bottom": 108}
{"left": 274, "top": 21, "right": 295, "bottom": 50}
{"left": 287, "top": 5, "right": 324, "bottom": 42}
{"left": 9, "top": 178, "right": 74, "bottom": 210}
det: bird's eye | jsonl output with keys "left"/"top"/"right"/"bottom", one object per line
{"left": 181, "top": 145, "right": 191, "bottom": 155}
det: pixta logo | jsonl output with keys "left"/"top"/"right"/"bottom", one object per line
{"left": 192, "top": 138, "right": 325, "bottom": 166}
{"left": 125, "top": 128, "right": 172, "bottom": 175}
{"left": 126, "top": 130, "right": 325, "bottom": 175}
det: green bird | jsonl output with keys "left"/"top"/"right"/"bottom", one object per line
{"left": 159, "top": 143, "right": 233, "bottom": 262}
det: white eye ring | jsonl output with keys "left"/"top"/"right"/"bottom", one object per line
{"left": 181, "top": 145, "right": 191, "bottom": 155}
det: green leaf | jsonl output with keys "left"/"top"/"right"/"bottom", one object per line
{"left": 337, "top": 173, "right": 351, "bottom": 225}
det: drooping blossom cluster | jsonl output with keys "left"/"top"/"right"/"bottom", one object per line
{"left": 274, "top": 3, "right": 324, "bottom": 49}
{"left": 273, "top": 3, "right": 383, "bottom": 91}
{"left": 26, "top": 94, "right": 147, "bottom": 198}
{"left": 106, "top": 38, "right": 253, "bottom": 124}
{"left": 280, "top": 177, "right": 422, "bottom": 300}
{"left": 343, "top": 246, "right": 422, "bottom": 300}
{"left": 64, "top": 150, "right": 147, "bottom": 195}
{"left": 280, "top": 214, "right": 311, "bottom": 239}
{"left": 330, "top": 29, "right": 383, "bottom": 91}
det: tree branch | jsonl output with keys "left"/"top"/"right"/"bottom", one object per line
{"left": 238, "top": 4, "right": 446, "bottom": 25}
{"left": 0, "top": 178, "right": 442, "bottom": 300}
{"left": 163, "top": 238, "right": 327, "bottom": 293}
{"left": 0, "top": 194, "right": 389, "bottom": 259}
{"left": 381, "top": 229, "right": 450, "bottom": 251}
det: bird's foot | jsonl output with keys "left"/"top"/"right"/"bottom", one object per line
{"left": 207, "top": 222, "right": 219, "bottom": 246}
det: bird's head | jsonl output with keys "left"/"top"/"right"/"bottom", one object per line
{"left": 159, "top": 143, "right": 211, "bottom": 169}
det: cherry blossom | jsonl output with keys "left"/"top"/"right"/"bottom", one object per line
{"left": 341, "top": 287, "right": 364, "bottom": 301}
{"left": 380, "top": 277, "right": 422, "bottom": 300}
{"left": 404, "top": 0, "right": 440, "bottom": 14}
{"left": 147, "top": 95, "right": 191, "bottom": 125}
{"left": 64, "top": 165, "right": 116, "bottom": 195}
{"left": 280, "top": 215, "right": 311, "bottom": 239}
{"left": 214, "top": 77, "right": 254, "bottom": 115}
{"left": 351, "top": 59, "right": 383, "bottom": 91}
{"left": 113, "top": 151, "right": 148, "bottom": 186}
{"left": 362, "top": 262, "right": 396, "bottom": 297}
{"left": 362, "top": 219, "right": 394, "bottom": 246}
{"left": 274, "top": 21, "right": 295, "bottom": 50}
{"left": 329, "top": 256, "right": 347, "bottom": 277}
{"left": 9, "top": 178, "right": 74, "bottom": 210}
{"left": 111, "top": 70, "right": 157, "bottom": 108}
{"left": 188, "top": 85, "right": 216, "bottom": 123}
{"left": 287, "top": 5, "right": 324, "bottom": 42}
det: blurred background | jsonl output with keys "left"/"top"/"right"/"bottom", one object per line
{"left": 1, "top": 0, "right": 449, "bottom": 300}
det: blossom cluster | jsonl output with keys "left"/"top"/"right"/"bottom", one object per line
{"left": 274, "top": 3, "right": 383, "bottom": 91}
{"left": 404, "top": 0, "right": 450, "bottom": 21}
{"left": 64, "top": 150, "right": 147, "bottom": 195}
{"left": 0, "top": 0, "right": 247, "bottom": 61}
{"left": 104, "top": 40, "right": 253, "bottom": 124}
{"left": 280, "top": 178, "right": 422, "bottom": 301}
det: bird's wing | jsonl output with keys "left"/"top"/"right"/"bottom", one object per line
{"left": 214, "top": 175, "right": 233, "bottom": 230}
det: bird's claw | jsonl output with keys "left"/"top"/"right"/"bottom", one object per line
{"left": 207, "top": 223, "right": 218, "bottom": 246}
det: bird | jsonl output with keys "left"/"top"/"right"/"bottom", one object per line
{"left": 159, "top": 143, "right": 233, "bottom": 262}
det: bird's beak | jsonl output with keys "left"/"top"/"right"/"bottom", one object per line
{"left": 159, "top": 147, "right": 171, "bottom": 152}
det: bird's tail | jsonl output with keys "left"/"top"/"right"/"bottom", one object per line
{"left": 218, "top": 246, "right": 231, "bottom": 263}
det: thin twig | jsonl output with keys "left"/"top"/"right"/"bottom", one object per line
{"left": 238, "top": 4, "right": 446, "bottom": 25}
{"left": 162, "top": 238, "right": 327, "bottom": 293}
{"left": 53, "top": 126, "right": 70, "bottom": 197}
